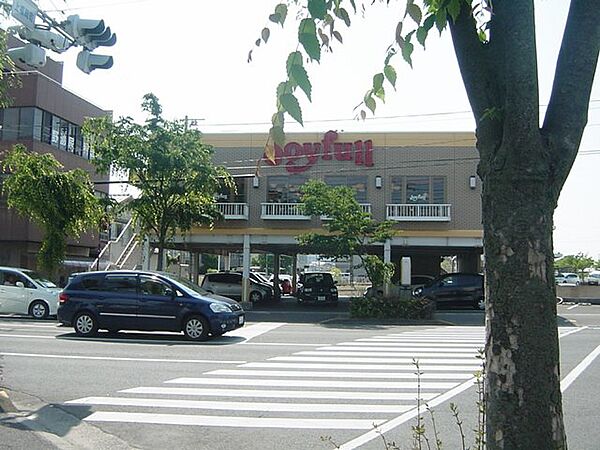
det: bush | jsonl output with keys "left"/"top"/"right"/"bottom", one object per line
{"left": 349, "top": 296, "right": 435, "bottom": 320}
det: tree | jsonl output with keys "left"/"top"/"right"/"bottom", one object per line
{"left": 1, "top": 145, "right": 103, "bottom": 274}
{"left": 298, "top": 180, "right": 395, "bottom": 287}
{"left": 555, "top": 253, "right": 595, "bottom": 279}
{"left": 84, "top": 94, "right": 232, "bottom": 271}
{"left": 257, "top": 1, "right": 599, "bottom": 448}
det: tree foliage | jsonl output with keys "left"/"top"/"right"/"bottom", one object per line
{"left": 298, "top": 180, "right": 395, "bottom": 286}
{"left": 83, "top": 94, "right": 232, "bottom": 271}
{"left": 1, "top": 145, "right": 103, "bottom": 274}
{"left": 554, "top": 253, "right": 596, "bottom": 277}
{"left": 257, "top": 1, "right": 600, "bottom": 448}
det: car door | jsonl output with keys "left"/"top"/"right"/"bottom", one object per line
{"left": 138, "top": 275, "right": 182, "bottom": 331}
{"left": 432, "top": 274, "right": 463, "bottom": 307}
{"left": 95, "top": 274, "right": 139, "bottom": 329}
{"left": 0, "top": 269, "right": 33, "bottom": 314}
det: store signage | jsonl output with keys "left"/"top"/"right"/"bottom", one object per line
{"left": 264, "top": 130, "right": 374, "bottom": 174}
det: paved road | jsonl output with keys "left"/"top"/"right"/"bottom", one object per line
{"left": 1, "top": 303, "right": 599, "bottom": 449}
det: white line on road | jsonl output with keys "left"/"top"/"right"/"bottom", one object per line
{"left": 561, "top": 344, "right": 600, "bottom": 392}
{"left": 295, "top": 351, "right": 480, "bottom": 358}
{"left": 271, "top": 356, "right": 479, "bottom": 364}
{"left": 84, "top": 411, "right": 387, "bottom": 430}
{"left": 120, "top": 386, "right": 438, "bottom": 401}
{"left": 567, "top": 304, "right": 579, "bottom": 310}
{"left": 356, "top": 338, "right": 484, "bottom": 343}
{"left": 241, "top": 362, "right": 483, "bottom": 371}
{"left": 336, "top": 341, "right": 483, "bottom": 348}
{"left": 0, "top": 352, "right": 245, "bottom": 364}
{"left": 225, "top": 322, "right": 286, "bottom": 341}
{"left": 0, "top": 333, "right": 55, "bottom": 339}
{"left": 165, "top": 377, "right": 458, "bottom": 390}
{"left": 320, "top": 346, "right": 479, "bottom": 353}
{"left": 206, "top": 369, "right": 473, "bottom": 380}
{"left": 559, "top": 326, "right": 588, "bottom": 338}
{"left": 67, "top": 396, "right": 413, "bottom": 413}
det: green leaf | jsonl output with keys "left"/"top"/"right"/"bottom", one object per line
{"left": 406, "top": 3, "right": 422, "bottom": 25}
{"left": 269, "top": 125, "right": 285, "bottom": 147}
{"left": 384, "top": 65, "right": 397, "bottom": 89}
{"left": 255, "top": 38, "right": 261, "bottom": 47}
{"left": 269, "top": 13, "right": 280, "bottom": 24}
{"left": 374, "top": 85, "right": 385, "bottom": 102}
{"left": 335, "top": 7, "right": 351, "bottom": 27}
{"left": 276, "top": 82, "right": 289, "bottom": 102}
{"left": 364, "top": 93, "right": 376, "bottom": 114}
{"left": 298, "top": 18, "right": 321, "bottom": 61}
{"left": 332, "top": 30, "right": 343, "bottom": 43}
{"left": 360, "top": 110, "right": 366, "bottom": 121}
{"left": 286, "top": 51, "right": 303, "bottom": 72}
{"left": 395, "top": 21, "right": 403, "bottom": 46}
{"left": 274, "top": 3, "right": 288, "bottom": 25}
{"left": 261, "top": 27, "right": 270, "bottom": 43}
{"left": 384, "top": 48, "right": 396, "bottom": 65}
{"left": 416, "top": 26, "right": 428, "bottom": 48}
{"left": 435, "top": 10, "right": 447, "bottom": 33}
{"left": 308, "top": 0, "right": 327, "bottom": 20}
{"left": 401, "top": 41, "right": 414, "bottom": 67}
{"left": 280, "top": 93, "right": 303, "bottom": 125}
{"left": 289, "top": 64, "right": 312, "bottom": 101}
{"left": 271, "top": 112, "right": 284, "bottom": 127}
{"left": 373, "top": 73, "right": 384, "bottom": 92}
{"left": 447, "top": 0, "right": 462, "bottom": 22}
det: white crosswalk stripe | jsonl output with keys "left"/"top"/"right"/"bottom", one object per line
{"left": 65, "top": 325, "right": 497, "bottom": 430}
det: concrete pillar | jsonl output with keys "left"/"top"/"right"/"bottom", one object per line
{"left": 292, "top": 254, "right": 298, "bottom": 294}
{"left": 192, "top": 252, "right": 200, "bottom": 284}
{"left": 383, "top": 240, "right": 392, "bottom": 297}
{"left": 273, "top": 253, "right": 281, "bottom": 300}
{"left": 141, "top": 237, "right": 150, "bottom": 271}
{"left": 242, "top": 235, "right": 251, "bottom": 304}
{"left": 224, "top": 253, "right": 231, "bottom": 271}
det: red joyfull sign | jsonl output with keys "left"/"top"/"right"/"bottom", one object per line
{"left": 264, "top": 130, "right": 374, "bottom": 174}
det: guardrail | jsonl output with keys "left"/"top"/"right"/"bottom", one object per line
{"left": 216, "top": 202, "right": 248, "bottom": 220}
{"left": 261, "top": 203, "right": 310, "bottom": 220}
{"left": 386, "top": 203, "right": 451, "bottom": 221}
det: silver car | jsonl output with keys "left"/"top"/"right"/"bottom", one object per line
{"left": 201, "top": 272, "right": 273, "bottom": 303}
{"left": 0, "top": 266, "right": 60, "bottom": 319}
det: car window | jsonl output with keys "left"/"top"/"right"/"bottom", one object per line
{"left": 139, "top": 276, "right": 174, "bottom": 297}
{"left": 71, "top": 275, "right": 104, "bottom": 291}
{"left": 1, "top": 270, "right": 34, "bottom": 288}
{"left": 303, "top": 273, "right": 334, "bottom": 286}
{"left": 22, "top": 270, "right": 57, "bottom": 288}
{"left": 440, "top": 275, "right": 459, "bottom": 286}
{"left": 223, "top": 273, "right": 241, "bottom": 284}
{"left": 208, "top": 273, "right": 227, "bottom": 283}
{"left": 102, "top": 275, "right": 138, "bottom": 293}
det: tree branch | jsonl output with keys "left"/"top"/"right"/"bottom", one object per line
{"left": 542, "top": 0, "right": 600, "bottom": 183}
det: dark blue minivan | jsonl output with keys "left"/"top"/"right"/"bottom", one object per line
{"left": 58, "top": 271, "right": 245, "bottom": 341}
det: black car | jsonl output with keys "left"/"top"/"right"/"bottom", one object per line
{"left": 412, "top": 273, "right": 485, "bottom": 310}
{"left": 297, "top": 272, "right": 338, "bottom": 305}
{"left": 58, "top": 271, "right": 245, "bottom": 341}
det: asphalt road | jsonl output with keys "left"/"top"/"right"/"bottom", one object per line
{"left": 1, "top": 302, "right": 599, "bottom": 450}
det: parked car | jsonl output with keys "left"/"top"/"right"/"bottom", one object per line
{"left": 57, "top": 270, "right": 244, "bottom": 340}
{"left": 412, "top": 273, "right": 485, "bottom": 310}
{"left": 364, "top": 275, "right": 436, "bottom": 298}
{"left": 297, "top": 272, "right": 338, "bottom": 305}
{"left": 555, "top": 272, "right": 580, "bottom": 285}
{"left": 584, "top": 271, "right": 600, "bottom": 285}
{"left": 0, "top": 266, "right": 60, "bottom": 319}
{"left": 201, "top": 272, "right": 274, "bottom": 303}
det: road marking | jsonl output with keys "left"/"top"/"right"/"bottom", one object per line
{"left": 0, "top": 333, "right": 55, "bottom": 339}
{"left": 567, "top": 304, "right": 579, "bottom": 310}
{"left": 206, "top": 369, "right": 473, "bottom": 380}
{"left": 242, "top": 362, "right": 483, "bottom": 371}
{"left": 561, "top": 344, "right": 600, "bottom": 392}
{"left": 271, "top": 356, "right": 479, "bottom": 364}
{"left": 295, "top": 351, "right": 480, "bottom": 358}
{"left": 225, "top": 322, "right": 285, "bottom": 341}
{"left": 356, "top": 338, "right": 484, "bottom": 343}
{"left": 0, "top": 352, "right": 245, "bottom": 364}
{"left": 120, "top": 386, "right": 438, "bottom": 401}
{"left": 67, "top": 396, "right": 413, "bottom": 413}
{"left": 0, "top": 323, "right": 61, "bottom": 329}
{"left": 84, "top": 411, "right": 387, "bottom": 430}
{"left": 559, "top": 326, "right": 588, "bottom": 338}
{"left": 320, "top": 346, "right": 479, "bottom": 353}
{"left": 337, "top": 341, "right": 483, "bottom": 348}
{"left": 165, "top": 377, "right": 458, "bottom": 390}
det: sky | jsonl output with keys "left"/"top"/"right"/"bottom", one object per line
{"left": 8, "top": 0, "right": 600, "bottom": 258}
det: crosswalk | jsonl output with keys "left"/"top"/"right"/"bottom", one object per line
{"left": 65, "top": 325, "right": 488, "bottom": 431}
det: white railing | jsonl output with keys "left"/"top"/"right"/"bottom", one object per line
{"left": 216, "top": 202, "right": 248, "bottom": 220}
{"left": 261, "top": 203, "right": 310, "bottom": 220}
{"left": 89, "top": 218, "right": 137, "bottom": 271}
{"left": 322, "top": 203, "right": 371, "bottom": 220}
{"left": 386, "top": 204, "right": 451, "bottom": 221}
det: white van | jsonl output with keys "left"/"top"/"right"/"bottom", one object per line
{"left": 0, "top": 266, "right": 60, "bottom": 319}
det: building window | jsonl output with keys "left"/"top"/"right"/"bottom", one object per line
{"left": 51, "top": 115, "right": 60, "bottom": 147}
{"left": 267, "top": 175, "right": 307, "bottom": 203}
{"left": 68, "top": 123, "right": 77, "bottom": 154}
{"left": 216, "top": 178, "right": 246, "bottom": 203}
{"left": 1, "top": 108, "right": 19, "bottom": 140}
{"left": 324, "top": 175, "right": 368, "bottom": 202}
{"left": 33, "top": 108, "right": 43, "bottom": 141}
{"left": 18, "top": 107, "right": 34, "bottom": 139}
{"left": 41, "top": 110, "right": 52, "bottom": 144}
{"left": 390, "top": 176, "right": 446, "bottom": 204}
{"left": 58, "top": 119, "right": 69, "bottom": 150}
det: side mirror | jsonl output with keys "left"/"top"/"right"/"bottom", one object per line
{"left": 16, "top": 281, "right": 25, "bottom": 288}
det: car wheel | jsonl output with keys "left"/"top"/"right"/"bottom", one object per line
{"left": 183, "top": 315, "right": 209, "bottom": 341}
{"left": 29, "top": 300, "right": 49, "bottom": 319}
{"left": 249, "top": 290, "right": 263, "bottom": 303}
{"left": 74, "top": 312, "right": 98, "bottom": 337}
{"left": 474, "top": 296, "right": 485, "bottom": 310}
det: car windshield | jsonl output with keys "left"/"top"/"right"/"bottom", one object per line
{"left": 156, "top": 272, "right": 210, "bottom": 297}
{"left": 23, "top": 270, "right": 57, "bottom": 288}
{"left": 303, "top": 273, "right": 334, "bottom": 286}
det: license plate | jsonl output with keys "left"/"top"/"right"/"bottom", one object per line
{"left": 238, "top": 316, "right": 244, "bottom": 325}
{"left": 318, "top": 296, "right": 326, "bottom": 301}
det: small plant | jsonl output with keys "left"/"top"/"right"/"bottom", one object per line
{"left": 349, "top": 296, "right": 435, "bottom": 319}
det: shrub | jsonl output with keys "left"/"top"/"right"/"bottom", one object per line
{"left": 349, "top": 296, "right": 435, "bottom": 320}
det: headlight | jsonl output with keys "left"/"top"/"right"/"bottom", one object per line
{"left": 413, "top": 287, "right": 423, "bottom": 297}
{"left": 210, "top": 303, "right": 232, "bottom": 313}
{"left": 330, "top": 287, "right": 337, "bottom": 293}
{"left": 304, "top": 288, "right": 312, "bottom": 293}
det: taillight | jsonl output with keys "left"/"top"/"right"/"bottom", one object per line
{"left": 59, "top": 292, "right": 69, "bottom": 303}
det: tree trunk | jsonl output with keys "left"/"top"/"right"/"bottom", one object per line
{"left": 482, "top": 141, "right": 565, "bottom": 449}
{"left": 156, "top": 241, "right": 165, "bottom": 271}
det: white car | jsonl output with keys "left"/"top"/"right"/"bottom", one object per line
{"left": 0, "top": 266, "right": 60, "bottom": 319}
{"left": 584, "top": 272, "right": 600, "bottom": 285}
{"left": 555, "top": 272, "right": 580, "bottom": 286}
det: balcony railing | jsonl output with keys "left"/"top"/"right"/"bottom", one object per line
{"left": 261, "top": 203, "right": 310, "bottom": 220}
{"left": 322, "top": 203, "right": 372, "bottom": 220}
{"left": 216, "top": 202, "right": 248, "bottom": 220}
{"left": 386, "top": 203, "right": 451, "bottom": 221}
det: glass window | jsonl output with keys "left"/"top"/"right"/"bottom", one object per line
{"left": 18, "top": 107, "right": 34, "bottom": 139}
{"left": 324, "top": 175, "right": 368, "bottom": 202}
{"left": 406, "top": 177, "right": 430, "bottom": 203}
{"left": 41, "top": 111, "right": 53, "bottom": 144}
{"left": 51, "top": 116, "right": 60, "bottom": 147}
{"left": 432, "top": 177, "right": 445, "bottom": 203}
{"left": 217, "top": 178, "right": 246, "bottom": 203}
{"left": 2, "top": 108, "right": 19, "bottom": 140}
{"left": 59, "top": 119, "right": 68, "bottom": 150}
{"left": 390, "top": 176, "right": 403, "bottom": 203}
{"left": 267, "top": 175, "right": 307, "bottom": 203}
{"left": 140, "top": 276, "right": 174, "bottom": 297}
{"left": 102, "top": 275, "right": 137, "bottom": 293}
{"left": 68, "top": 123, "right": 77, "bottom": 154}
{"left": 33, "top": 108, "right": 43, "bottom": 141}
{"left": 75, "top": 126, "right": 84, "bottom": 155}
